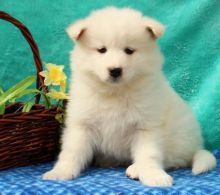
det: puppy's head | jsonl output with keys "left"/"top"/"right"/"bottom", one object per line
{"left": 67, "top": 7, "right": 165, "bottom": 86}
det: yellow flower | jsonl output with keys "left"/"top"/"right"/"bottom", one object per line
{"left": 39, "top": 63, "right": 67, "bottom": 86}
{"left": 46, "top": 89, "right": 69, "bottom": 100}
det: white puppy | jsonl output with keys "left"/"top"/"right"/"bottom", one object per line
{"left": 43, "top": 7, "right": 216, "bottom": 187}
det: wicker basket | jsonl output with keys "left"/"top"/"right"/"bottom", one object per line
{"left": 0, "top": 11, "right": 61, "bottom": 170}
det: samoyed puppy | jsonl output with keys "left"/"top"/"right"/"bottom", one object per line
{"left": 43, "top": 7, "right": 216, "bottom": 187}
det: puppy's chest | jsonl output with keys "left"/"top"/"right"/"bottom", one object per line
{"left": 86, "top": 97, "right": 145, "bottom": 155}
{"left": 92, "top": 97, "right": 144, "bottom": 132}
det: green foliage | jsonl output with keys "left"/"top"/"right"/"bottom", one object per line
{"left": 0, "top": 76, "right": 36, "bottom": 106}
{"left": 0, "top": 103, "right": 5, "bottom": 115}
{"left": 0, "top": 76, "right": 51, "bottom": 114}
{"left": 22, "top": 101, "right": 34, "bottom": 112}
{"left": 0, "top": 86, "right": 4, "bottom": 95}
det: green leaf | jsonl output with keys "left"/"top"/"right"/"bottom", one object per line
{"left": 9, "top": 88, "right": 51, "bottom": 109}
{"left": 0, "top": 76, "right": 36, "bottom": 106}
{"left": 42, "top": 93, "right": 51, "bottom": 109}
{"left": 22, "top": 101, "right": 34, "bottom": 112}
{"left": 0, "top": 86, "right": 4, "bottom": 95}
{"left": 37, "top": 91, "right": 51, "bottom": 109}
{"left": 55, "top": 113, "right": 64, "bottom": 124}
{"left": 0, "top": 103, "right": 5, "bottom": 115}
{"left": 9, "top": 89, "right": 41, "bottom": 103}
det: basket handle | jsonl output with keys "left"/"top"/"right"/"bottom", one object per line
{"left": 0, "top": 11, "right": 48, "bottom": 103}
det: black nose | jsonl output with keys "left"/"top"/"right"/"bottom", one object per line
{"left": 109, "top": 68, "right": 122, "bottom": 79}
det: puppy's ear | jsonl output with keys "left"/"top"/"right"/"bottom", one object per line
{"left": 66, "top": 19, "right": 87, "bottom": 41}
{"left": 143, "top": 17, "right": 165, "bottom": 39}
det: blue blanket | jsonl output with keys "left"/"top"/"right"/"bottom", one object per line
{"left": 0, "top": 150, "right": 220, "bottom": 195}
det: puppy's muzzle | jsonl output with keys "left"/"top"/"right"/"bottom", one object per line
{"left": 109, "top": 68, "right": 122, "bottom": 80}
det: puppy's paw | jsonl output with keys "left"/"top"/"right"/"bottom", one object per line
{"left": 140, "top": 169, "right": 173, "bottom": 187}
{"left": 126, "top": 164, "right": 139, "bottom": 179}
{"left": 43, "top": 169, "right": 73, "bottom": 181}
{"left": 126, "top": 164, "right": 173, "bottom": 187}
{"left": 42, "top": 164, "right": 78, "bottom": 181}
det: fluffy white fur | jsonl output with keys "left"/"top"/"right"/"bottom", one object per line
{"left": 43, "top": 7, "right": 216, "bottom": 187}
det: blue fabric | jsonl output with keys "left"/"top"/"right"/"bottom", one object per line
{"left": 0, "top": 151, "right": 220, "bottom": 195}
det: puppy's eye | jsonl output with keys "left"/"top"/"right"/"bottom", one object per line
{"left": 97, "top": 47, "right": 107, "bottom": 54}
{"left": 124, "top": 47, "right": 135, "bottom": 55}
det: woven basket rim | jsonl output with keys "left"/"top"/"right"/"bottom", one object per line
{"left": 0, "top": 103, "right": 60, "bottom": 118}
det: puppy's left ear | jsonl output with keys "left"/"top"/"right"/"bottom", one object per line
{"left": 143, "top": 17, "right": 165, "bottom": 39}
{"left": 66, "top": 19, "right": 87, "bottom": 41}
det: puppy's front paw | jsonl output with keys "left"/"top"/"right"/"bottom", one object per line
{"left": 42, "top": 164, "right": 78, "bottom": 181}
{"left": 140, "top": 169, "right": 173, "bottom": 187}
{"left": 43, "top": 168, "right": 73, "bottom": 181}
{"left": 126, "top": 164, "right": 173, "bottom": 187}
{"left": 126, "top": 164, "right": 139, "bottom": 179}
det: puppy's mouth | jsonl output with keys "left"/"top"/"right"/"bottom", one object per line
{"left": 107, "top": 77, "right": 122, "bottom": 84}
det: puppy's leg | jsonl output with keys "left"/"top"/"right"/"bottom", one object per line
{"left": 43, "top": 125, "right": 93, "bottom": 180}
{"left": 127, "top": 130, "right": 173, "bottom": 187}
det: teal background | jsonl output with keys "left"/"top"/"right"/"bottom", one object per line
{"left": 0, "top": 0, "right": 220, "bottom": 150}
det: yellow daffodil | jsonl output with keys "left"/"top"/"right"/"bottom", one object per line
{"left": 39, "top": 63, "right": 67, "bottom": 86}
{"left": 46, "top": 89, "right": 69, "bottom": 100}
